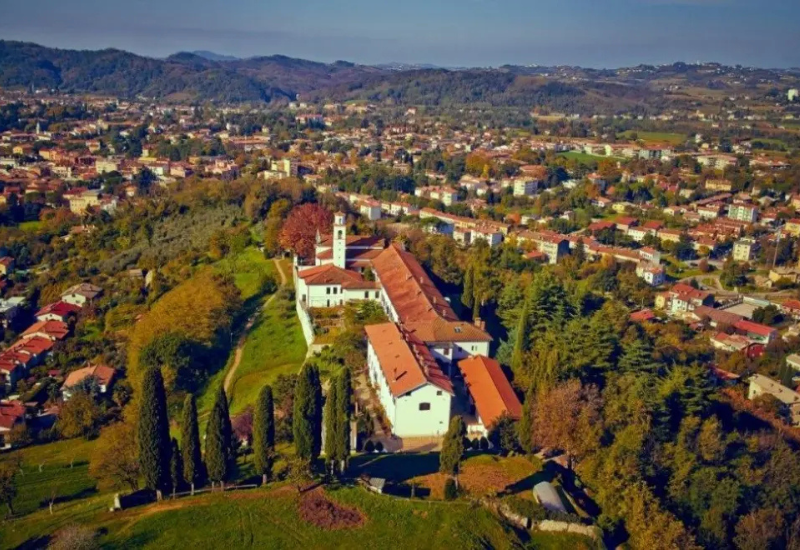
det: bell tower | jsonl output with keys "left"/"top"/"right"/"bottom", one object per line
{"left": 333, "top": 212, "right": 346, "bottom": 269}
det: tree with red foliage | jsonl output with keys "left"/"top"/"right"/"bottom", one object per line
{"left": 278, "top": 204, "right": 333, "bottom": 259}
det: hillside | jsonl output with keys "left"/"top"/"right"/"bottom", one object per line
{"left": 0, "top": 40, "right": 798, "bottom": 110}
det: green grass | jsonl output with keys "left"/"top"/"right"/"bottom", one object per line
{"left": 528, "top": 531, "right": 599, "bottom": 550}
{"left": 3, "top": 485, "right": 523, "bottom": 550}
{"left": 0, "top": 438, "right": 99, "bottom": 517}
{"left": 18, "top": 220, "right": 43, "bottom": 232}
{"left": 557, "top": 151, "right": 606, "bottom": 164}
{"left": 227, "top": 290, "right": 306, "bottom": 415}
{"left": 618, "top": 131, "right": 685, "bottom": 145}
{"left": 213, "top": 247, "right": 275, "bottom": 302}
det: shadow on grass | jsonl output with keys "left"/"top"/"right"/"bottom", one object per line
{"left": 45, "top": 487, "right": 98, "bottom": 508}
{"left": 350, "top": 453, "right": 440, "bottom": 484}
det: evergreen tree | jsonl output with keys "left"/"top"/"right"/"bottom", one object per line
{"left": 334, "top": 368, "right": 352, "bottom": 469}
{"left": 181, "top": 394, "right": 204, "bottom": 494}
{"left": 137, "top": 367, "right": 171, "bottom": 497}
{"left": 511, "top": 298, "right": 530, "bottom": 375}
{"left": 620, "top": 335, "right": 660, "bottom": 376}
{"left": 517, "top": 387, "right": 535, "bottom": 454}
{"left": 253, "top": 385, "right": 275, "bottom": 485}
{"left": 439, "top": 416, "right": 466, "bottom": 486}
{"left": 575, "top": 238, "right": 587, "bottom": 266}
{"left": 205, "top": 386, "right": 233, "bottom": 488}
{"left": 462, "top": 264, "right": 475, "bottom": 310}
{"left": 323, "top": 378, "right": 341, "bottom": 474}
{"left": 170, "top": 438, "right": 183, "bottom": 497}
{"left": 293, "top": 365, "right": 322, "bottom": 462}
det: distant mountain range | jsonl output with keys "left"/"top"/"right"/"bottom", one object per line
{"left": 0, "top": 40, "right": 797, "bottom": 111}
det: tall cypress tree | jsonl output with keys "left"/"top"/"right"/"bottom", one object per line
{"left": 138, "top": 367, "right": 171, "bottom": 498}
{"left": 323, "top": 379, "right": 340, "bottom": 474}
{"left": 334, "top": 369, "right": 352, "bottom": 470}
{"left": 462, "top": 264, "right": 475, "bottom": 310}
{"left": 170, "top": 438, "right": 183, "bottom": 497}
{"left": 517, "top": 386, "right": 535, "bottom": 454}
{"left": 205, "top": 386, "right": 233, "bottom": 488}
{"left": 293, "top": 365, "right": 322, "bottom": 462}
{"left": 439, "top": 416, "right": 465, "bottom": 487}
{"left": 253, "top": 385, "right": 275, "bottom": 485}
{"left": 511, "top": 298, "right": 530, "bottom": 375}
{"left": 181, "top": 394, "right": 204, "bottom": 494}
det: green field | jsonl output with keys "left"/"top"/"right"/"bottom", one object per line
{"left": 213, "top": 247, "right": 275, "bottom": 302}
{"left": 17, "top": 220, "right": 43, "bottom": 233}
{"left": 0, "top": 438, "right": 99, "bottom": 518}
{"left": 619, "top": 131, "right": 685, "bottom": 145}
{"left": 558, "top": 151, "right": 606, "bottom": 164}
{"left": 227, "top": 288, "right": 307, "bottom": 415}
{"left": 1, "top": 485, "right": 527, "bottom": 550}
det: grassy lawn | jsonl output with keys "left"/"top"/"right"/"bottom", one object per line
{"left": 18, "top": 220, "right": 43, "bottom": 232}
{"left": 3, "top": 485, "right": 523, "bottom": 550}
{"left": 0, "top": 438, "right": 99, "bottom": 517}
{"left": 557, "top": 151, "right": 606, "bottom": 164}
{"left": 227, "top": 290, "right": 307, "bottom": 415}
{"left": 618, "top": 131, "right": 685, "bottom": 145}
{"left": 213, "top": 247, "right": 275, "bottom": 302}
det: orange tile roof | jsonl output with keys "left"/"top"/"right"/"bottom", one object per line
{"left": 365, "top": 323, "right": 453, "bottom": 397}
{"left": 405, "top": 316, "right": 491, "bottom": 343}
{"left": 372, "top": 244, "right": 458, "bottom": 323}
{"left": 297, "top": 264, "right": 378, "bottom": 289}
{"left": 21, "top": 320, "right": 70, "bottom": 341}
{"left": 458, "top": 355, "right": 522, "bottom": 427}
{"left": 63, "top": 364, "right": 116, "bottom": 389}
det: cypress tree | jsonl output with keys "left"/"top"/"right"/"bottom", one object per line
{"left": 462, "top": 264, "right": 475, "bottom": 309}
{"left": 323, "top": 379, "right": 340, "bottom": 474}
{"left": 170, "top": 438, "right": 183, "bottom": 497}
{"left": 334, "top": 368, "right": 352, "bottom": 470}
{"left": 138, "top": 367, "right": 171, "bottom": 498}
{"left": 181, "top": 394, "right": 204, "bottom": 494}
{"left": 517, "top": 387, "right": 535, "bottom": 454}
{"left": 253, "top": 385, "right": 275, "bottom": 485}
{"left": 511, "top": 298, "right": 530, "bottom": 375}
{"left": 205, "top": 386, "right": 233, "bottom": 488}
{"left": 293, "top": 365, "right": 322, "bottom": 462}
{"left": 439, "top": 416, "right": 465, "bottom": 487}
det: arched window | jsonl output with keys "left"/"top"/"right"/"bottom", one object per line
{"left": 337, "top": 230, "right": 343, "bottom": 239}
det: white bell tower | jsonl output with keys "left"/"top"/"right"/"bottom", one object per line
{"left": 333, "top": 212, "right": 347, "bottom": 269}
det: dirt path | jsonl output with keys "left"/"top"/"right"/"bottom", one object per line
{"left": 223, "top": 259, "right": 288, "bottom": 393}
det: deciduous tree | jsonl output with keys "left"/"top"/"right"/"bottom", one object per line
{"left": 278, "top": 204, "right": 333, "bottom": 259}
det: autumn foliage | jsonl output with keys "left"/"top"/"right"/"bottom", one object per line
{"left": 278, "top": 204, "right": 333, "bottom": 259}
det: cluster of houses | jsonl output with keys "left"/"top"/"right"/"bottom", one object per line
{"left": 295, "top": 213, "right": 520, "bottom": 440}
{"left": 0, "top": 282, "right": 116, "bottom": 448}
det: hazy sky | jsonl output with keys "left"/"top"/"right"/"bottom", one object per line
{"left": 1, "top": 0, "right": 798, "bottom": 68}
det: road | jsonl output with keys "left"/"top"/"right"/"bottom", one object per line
{"left": 223, "top": 259, "right": 288, "bottom": 393}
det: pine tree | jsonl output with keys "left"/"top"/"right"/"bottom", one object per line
{"left": 137, "top": 367, "right": 171, "bottom": 498}
{"left": 439, "top": 416, "right": 466, "bottom": 487}
{"left": 205, "top": 386, "right": 233, "bottom": 488}
{"left": 619, "top": 336, "right": 660, "bottom": 376}
{"left": 170, "top": 438, "right": 183, "bottom": 497}
{"left": 293, "top": 365, "right": 322, "bottom": 462}
{"left": 253, "top": 385, "right": 275, "bottom": 485}
{"left": 181, "top": 394, "right": 204, "bottom": 494}
{"left": 575, "top": 238, "right": 587, "bottom": 266}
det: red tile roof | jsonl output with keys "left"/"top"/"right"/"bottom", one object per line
{"left": 459, "top": 356, "right": 522, "bottom": 427}
{"left": 21, "top": 320, "right": 70, "bottom": 341}
{"left": 365, "top": 323, "right": 453, "bottom": 397}
{"left": 734, "top": 319, "right": 777, "bottom": 338}
{"left": 297, "top": 264, "right": 378, "bottom": 289}
{"left": 63, "top": 364, "right": 116, "bottom": 389}
{"left": 35, "top": 301, "right": 81, "bottom": 319}
{"left": 0, "top": 401, "right": 25, "bottom": 430}
{"left": 372, "top": 244, "right": 458, "bottom": 323}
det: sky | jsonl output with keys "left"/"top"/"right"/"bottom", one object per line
{"left": 1, "top": 0, "right": 799, "bottom": 68}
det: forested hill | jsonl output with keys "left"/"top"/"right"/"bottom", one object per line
{"left": 0, "top": 40, "right": 797, "bottom": 110}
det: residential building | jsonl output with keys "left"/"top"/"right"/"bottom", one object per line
{"left": 728, "top": 203, "right": 758, "bottom": 223}
{"left": 61, "top": 364, "right": 117, "bottom": 400}
{"left": 733, "top": 238, "right": 759, "bottom": 262}
{"left": 635, "top": 263, "right": 666, "bottom": 287}
{"left": 512, "top": 178, "right": 539, "bottom": 197}
{"left": 748, "top": 374, "right": 800, "bottom": 426}
{"left": 655, "top": 283, "right": 714, "bottom": 314}
{"left": 61, "top": 283, "right": 103, "bottom": 308}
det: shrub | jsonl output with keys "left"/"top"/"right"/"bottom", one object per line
{"left": 479, "top": 437, "right": 490, "bottom": 451}
{"left": 444, "top": 478, "right": 458, "bottom": 501}
{"left": 364, "top": 440, "right": 375, "bottom": 453}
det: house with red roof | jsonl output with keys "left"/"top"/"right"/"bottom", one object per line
{"left": 733, "top": 319, "right": 778, "bottom": 345}
{"left": 35, "top": 301, "right": 81, "bottom": 323}
{"left": 458, "top": 356, "right": 522, "bottom": 437}
{"left": 21, "top": 320, "right": 70, "bottom": 341}
{"left": 62, "top": 364, "right": 117, "bottom": 400}
{"left": 365, "top": 323, "right": 454, "bottom": 438}
{"left": 0, "top": 400, "right": 27, "bottom": 448}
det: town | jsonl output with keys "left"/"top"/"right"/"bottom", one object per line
{"left": 0, "top": 39, "right": 799, "bottom": 550}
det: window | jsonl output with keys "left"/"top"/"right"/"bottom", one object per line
{"left": 337, "top": 230, "right": 343, "bottom": 239}
{"left": 333, "top": 287, "right": 338, "bottom": 295}
{"left": 364, "top": 292, "right": 369, "bottom": 299}
{"left": 419, "top": 403, "right": 431, "bottom": 411}
{"left": 436, "top": 391, "right": 442, "bottom": 396}
{"left": 326, "top": 287, "right": 331, "bottom": 295}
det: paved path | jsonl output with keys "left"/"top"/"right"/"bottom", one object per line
{"left": 223, "top": 259, "right": 287, "bottom": 393}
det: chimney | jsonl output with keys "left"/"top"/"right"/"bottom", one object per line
{"left": 474, "top": 317, "right": 486, "bottom": 331}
